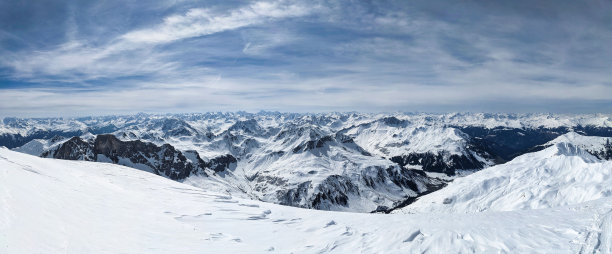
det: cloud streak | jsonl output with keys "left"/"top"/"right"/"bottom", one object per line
{"left": 0, "top": 0, "right": 315, "bottom": 82}
{"left": 0, "top": 0, "right": 611, "bottom": 116}
{"left": 2, "top": 73, "right": 612, "bottom": 117}
{"left": 123, "top": 1, "right": 313, "bottom": 44}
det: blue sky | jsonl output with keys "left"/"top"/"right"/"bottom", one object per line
{"left": 1, "top": 0, "right": 611, "bottom": 117}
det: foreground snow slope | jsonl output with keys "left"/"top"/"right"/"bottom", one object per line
{"left": 398, "top": 142, "right": 612, "bottom": 214}
{"left": 1, "top": 148, "right": 612, "bottom": 253}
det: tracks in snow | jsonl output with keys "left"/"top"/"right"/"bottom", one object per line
{"left": 581, "top": 207, "right": 612, "bottom": 254}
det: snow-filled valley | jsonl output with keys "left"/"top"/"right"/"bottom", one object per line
{"left": 2, "top": 147, "right": 612, "bottom": 253}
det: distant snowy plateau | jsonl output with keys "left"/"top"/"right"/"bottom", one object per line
{"left": 2, "top": 113, "right": 612, "bottom": 253}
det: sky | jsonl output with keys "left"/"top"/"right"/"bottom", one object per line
{"left": 1, "top": 0, "right": 611, "bottom": 117}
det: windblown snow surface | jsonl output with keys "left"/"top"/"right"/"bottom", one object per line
{"left": 397, "top": 143, "right": 612, "bottom": 213}
{"left": 1, "top": 147, "right": 612, "bottom": 253}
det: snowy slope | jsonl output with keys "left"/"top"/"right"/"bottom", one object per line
{"left": 397, "top": 142, "right": 612, "bottom": 214}
{"left": 12, "top": 138, "right": 62, "bottom": 156}
{"left": 2, "top": 148, "right": 612, "bottom": 253}
{"left": 540, "top": 132, "right": 612, "bottom": 160}
{"left": 547, "top": 132, "right": 612, "bottom": 147}
{"left": 340, "top": 118, "right": 495, "bottom": 174}
{"left": 342, "top": 118, "right": 467, "bottom": 156}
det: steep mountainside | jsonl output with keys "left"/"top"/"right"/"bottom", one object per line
{"left": 40, "top": 134, "right": 236, "bottom": 180}
{"left": 397, "top": 142, "right": 612, "bottom": 214}
{"left": 529, "top": 132, "right": 612, "bottom": 160}
{"left": 340, "top": 117, "right": 495, "bottom": 175}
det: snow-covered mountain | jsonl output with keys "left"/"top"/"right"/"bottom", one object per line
{"left": 2, "top": 148, "right": 611, "bottom": 253}
{"left": 340, "top": 117, "right": 496, "bottom": 175}
{"left": 3, "top": 112, "right": 612, "bottom": 212}
{"left": 530, "top": 132, "right": 612, "bottom": 160}
{"left": 396, "top": 141, "right": 612, "bottom": 214}
{"left": 37, "top": 134, "right": 234, "bottom": 180}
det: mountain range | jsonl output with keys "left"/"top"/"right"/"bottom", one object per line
{"left": 3, "top": 112, "right": 612, "bottom": 212}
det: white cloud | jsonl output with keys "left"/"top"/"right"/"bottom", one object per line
{"left": 122, "top": 1, "right": 313, "bottom": 44}
{"left": 0, "top": 0, "right": 315, "bottom": 82}
{"left": 2, "top": 72, "right": 612, "bottom": 117}
{"left": 1, "top": 0, "right": 612, "bottom": 116}
{"left": 1, "top": 40, "right": 178, "bottom": 82}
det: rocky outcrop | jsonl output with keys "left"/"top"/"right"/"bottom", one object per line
{"left": 292, "top": 135, "right": 334, "bottom": 153}
{"left": 48, "top": 136, "right": 95, "bottom": 161}
{"left": 593, "top": 139, "right": 612, "bottom": 160}
{"left": 311, "top": 175, "right": 358, "bottom": 209}
{"left": 206, "top": 154, "right": 237, "bottom": 173}
{"left": 390, "top": 151, "right": 486, "bottom": 175}
{"left": 46, "top": 134, "right": 235, "bottom": 181}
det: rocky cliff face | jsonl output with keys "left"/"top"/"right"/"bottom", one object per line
{"left": 43, "top": 134, "right": 236, "bottom": 181}
{"left": 593, "top": 140, "right": 612, "bottom": 160}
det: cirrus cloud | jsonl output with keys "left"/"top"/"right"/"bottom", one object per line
{"left": 0, "top": 0, "right": 611, "bottom": 116}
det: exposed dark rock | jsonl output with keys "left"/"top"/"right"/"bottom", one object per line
{"left": 390, "top": 151, "right": 485, "bottom": 176}
{"left": 205, "top": 154, "right": 237, "bottom": 173}
{"left": 595, "top": 139, "right": 612, "bottom": 160}
{"left": 46, "top": 134, "right": 236, "bottom": 181}
{"left": 380, "top": 116, "right": 408, "bottom": 126}
{"left": 277, "top": 181, "right": 311, "bottom": 207}
{"left": 48, "top": 137, "right": 94, "bottom": 161}
{"left": 457, "top": 126, "right": 568, "bottom": 161}
{"left": 292, "top": 135, "right": 334, "bottom": 153}
{"left": 311, "top": 175, "right": 358, "bottom": 209}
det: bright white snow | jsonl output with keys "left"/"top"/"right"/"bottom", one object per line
{"left": 398, "top": 142, "right": 612, "bottom": 214}
{"left": 2, "top": 147, "right": 612, "bottom": 253}
{"left": 545, "top": 132, "right": 612, "bottom": 154}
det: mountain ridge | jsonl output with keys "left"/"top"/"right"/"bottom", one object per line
{"left": 4, "top": 113, "right": 612, "bottom": 212}
{"left": 396, "top": 142, "right": 612, "bottom": 214}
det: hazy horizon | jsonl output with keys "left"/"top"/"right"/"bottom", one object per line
{"left": 3, "top": 111, "right": 612, "bottom": 120}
